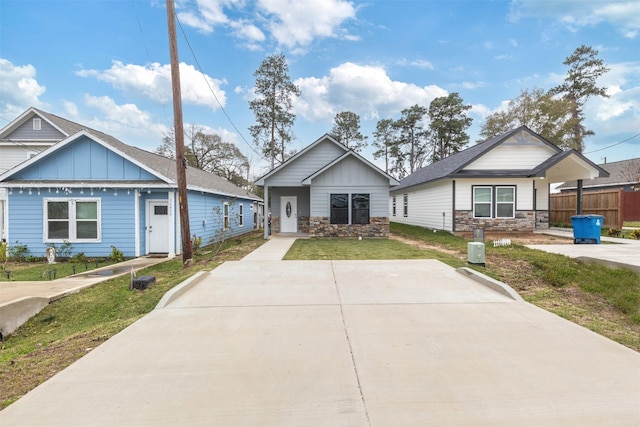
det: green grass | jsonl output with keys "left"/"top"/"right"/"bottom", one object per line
{"left": 0, "top": 260, "right": 114, "bottom": 282}
{"left": 284, "top": 237, "right": 465, "bottom": 267}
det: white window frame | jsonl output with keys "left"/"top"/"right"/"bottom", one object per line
{"left": 238, "top": 203, "right": 244, "bottom": 227}
{"left": 223, "top": 201, "right": 230, "bottom": 230}
{"left": 403, "top": 194, "right": 408, "bottom": 217}
{"left": 392, "top": 196, "right": 396, "bottom": 216}
{"left": 43, "top": 198, "right": 101, "bottom": 243}
{"left": 496, "top": 186, "right": 515, "bottom": 218}
{"left": 33, "top": 118, "right": 41, "bottom": 130}
{"left": 473, "top": 186, "right": 492, "bottom": 218}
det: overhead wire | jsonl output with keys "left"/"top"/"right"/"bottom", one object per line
{"left": 584, "top": 133, "right": 640, "bottom": 154}
{"left": 174, "top": 14, "right": 267, "bottom": 162}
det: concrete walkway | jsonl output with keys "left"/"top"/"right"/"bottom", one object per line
{"left": 531, "top": 229, "right": 640, "bottom": 273}
{"left": 2, "top": 236, "right": 639, "bottom": 426}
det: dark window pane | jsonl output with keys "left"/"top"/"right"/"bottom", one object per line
{"left": 48, "top": 202, "right": 68, "bottom": 219}
{"left": 76, "top": 202, "right": 97, "bottom": 219}
{"left": 330, "top": 194, "right": 348, "bottom": 224}
{"left": 352, "top": 194, "right": 370, "bottom": 224}
{"left": 496, "top": 204, "right": 513, "bottom": 218}
{"left": 154, "top": 205, "right": 168, "bottom": 215}
{"left": 77, "top": 221, "right": 98, "bottom": 239}
{"left": 475, "top": 204, "right": 491, "bottom": 217}
{"left": 48, "top": 221, "right": 69, "bottom": 239}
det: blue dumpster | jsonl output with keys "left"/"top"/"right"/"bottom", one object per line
{"left": 570, "top": 215, "right": 604, "bottom": 244}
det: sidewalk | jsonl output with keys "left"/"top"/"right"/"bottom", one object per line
{"left": 532, "top": 228, "right": 640, "bottom": 273}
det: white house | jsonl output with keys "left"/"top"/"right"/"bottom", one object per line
{"left": 256, "top": 134, "right": 399, "bottom": 238}
{"left": 390, "top": 126, "right": 609, "bottom": 235}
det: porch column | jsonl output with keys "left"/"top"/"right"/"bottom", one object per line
{"left": 576, "top": 179, "right": 583, "bottom": 214}
{"left": 263, "top": 185, "right": 269, "bottom": 239}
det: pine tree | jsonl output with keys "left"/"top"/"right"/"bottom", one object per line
{"left": 330, "top": 111, "right": 368, "bottom": 152}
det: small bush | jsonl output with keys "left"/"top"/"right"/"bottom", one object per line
{"left": 70, "top": 252, "right": 88, "bottom": 264}
{"left": 8, "top": 241, "right": 28, "bottom": 261}
{"left": 109, "top": 246, "right": 124, "bottom": 263}
{"left": 0, "top": 241, "right": 7, "bottom": 264}
{"left": 631, "top": 229, "right": 640, "bottom": 240}
{"left": 607, "top": 228, "right": 621, "bottom": 237}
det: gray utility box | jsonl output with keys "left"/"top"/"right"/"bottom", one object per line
{"left": 467, "top": 242, "right": 486, "bottom": 266}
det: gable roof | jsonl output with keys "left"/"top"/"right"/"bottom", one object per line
{"left": 556, "top": 157, "right": 640, "bottom": 190}
{"left": 0, "top": 107, "right": 86, "bottom": 140}
{"left": 393, "top": 126, "right": 608, "bottom": 191}
{"left": 255, "top": 133, "right": 347, "bottom": 185}
{"left": 0, "top": 109, "right": 260, "bottom": 201}
{"left": 301, "top": 150, "right": 399, "bottom": 186}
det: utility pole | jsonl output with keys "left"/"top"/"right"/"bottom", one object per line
{"left": 166, "top": 0, "right": 192, "bottom": 264}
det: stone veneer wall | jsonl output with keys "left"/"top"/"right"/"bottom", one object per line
{"left": 535, "top": 211, "right": 550, "bottom": 229}
{"left": 455, "top": 210, "right": 541, "bottom": 232}
{"left": 309, "top": 217, "right": 389, "bottom": 238}
{"left": 271, "top": 215, "right": 310, "bottom": 233}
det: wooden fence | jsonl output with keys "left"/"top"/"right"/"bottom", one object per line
{"left": 550, "top": 189, "right": 640, "bottom": 229}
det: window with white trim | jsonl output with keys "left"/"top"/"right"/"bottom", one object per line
{"left": 44, "top": 198, "right": 100, "bottom": 242}
{"left": 392, "top": 196, "right": 396, "bottom": 216}
{"left": 473, "top": 187, "right": 492, "bottom": 218}
{"left": 223, "top": 202, "right": 230, "bottom": 229}
{"left": 403, "top": 194, "right": 408, "bottom": 217}
{"left": 473, "top": 186, "right": 515, "bottom": 218}
{"left": 239, "top": 203, "right": 244, "bottom": 226}
{"left": 33, "top": 118, "right": 41, "bottom": 130}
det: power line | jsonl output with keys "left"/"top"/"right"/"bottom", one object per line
{"left": 174, "top": 15, "right": 266, "bottom": 162}
{"left": 584, "top": 132, "right": 640, "bottom": 154}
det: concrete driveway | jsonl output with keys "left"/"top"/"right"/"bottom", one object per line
{"left": 2, "top": 257, "right": 639, "bottom": 426}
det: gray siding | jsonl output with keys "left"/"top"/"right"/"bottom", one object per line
{"left": 8, "top": 117, "right": 66, "bottom": 140}
{"left": 270, "top": 187, "right": 310, "bottom": 217}
{"left": 265, "top": 140, "right": 345, "bottom": 186}
{"left": 311, "top": 186, "right": 389, "bottom": 217}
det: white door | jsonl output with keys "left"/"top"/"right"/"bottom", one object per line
{"left": 280, "top": 196, "right": 297, "bottom": 233}
{"left": 148, "top": 201, "right": 169, "bottom": 253}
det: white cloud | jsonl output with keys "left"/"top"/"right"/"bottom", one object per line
{"left": 294, "top": 62, "right": 448, "bottom": 122}
{"left": 508, "top": 0, "right": 640, "bottom": 38}
{"left": 77, "top": 61, "right": 226, "bottom": 110}
{"left": 587, "top": 61, "right": 640, "bottom": 128}
{"left": 0, "top": 59, "right": 47, "bottom": 121}
{"left": 178, "top": 0, "right": 358, "bottom": 52}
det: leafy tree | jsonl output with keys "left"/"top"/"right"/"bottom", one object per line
{"left": 330, "top": 111, "right": 368, "bottom": 153}
{"left": 249, "top": 53, "right": 301, "bottom": 169}
{"left": 157, "top": 125, "right": 250, "bottom": 188}
{"left": 478, "top": 88, "right": 578, "bottom": 149}
{"left": 550, "top": 45, "right": 610, "bottom": 152}
{"left": 392, "top": 104, "right": 429, "bottom": 178}
{"left": 372, "top": 118, "right": 397, "bottom": 174}
{"left": 428, "top": 93, "right": 472, "bottom": 162}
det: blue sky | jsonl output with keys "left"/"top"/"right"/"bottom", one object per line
{"left": 1, "top": 0, "right": 639, "bottom": 176}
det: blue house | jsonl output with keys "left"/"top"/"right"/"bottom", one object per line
{"left": 0, "top": 109, "right": 262, "bottom": 259}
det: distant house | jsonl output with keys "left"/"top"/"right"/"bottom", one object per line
{"left": 255, "top": 134, "right": 399, "bottom": 238}
{"left": 0, "top": 108, "right": 262, "bottom": 258}
{"left": 555, "top": 158, "right": 640, "bottom": 193}
{"left": 390, "top": 126, "right": 609, "bottom": 235}
{"left": 0, "top": 108, "right": 74, "bottom": 241}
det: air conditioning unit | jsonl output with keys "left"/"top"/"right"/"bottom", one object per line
{"left": 467, "top": 242, "right": 485, "bottom": 266}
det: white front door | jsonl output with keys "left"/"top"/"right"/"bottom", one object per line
{"left": 148, "top": 201, "right": 169, "bottom": 253}
{"left": 280, "top": 196, "right": 297, "bottom": 233}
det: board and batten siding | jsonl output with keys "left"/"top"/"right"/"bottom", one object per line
{"left": 310, "top": 156, "right": 390, "bottom": 218}
{"left": 13, "top": 137, "right": 157, "bottom": 181}
{"left": 466, "top": 141, "right": 557, "bottom": 170}
{"left": 390, "top": 180, "right": 453, "bottom": 231}
{"left": 264, "top": 140, "right": 345, "bottom": 186}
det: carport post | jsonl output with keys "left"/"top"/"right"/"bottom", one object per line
{"left": 263, "top": 185, "right": 269, "bottom": 239}
{"left": 576, "top": 179, "right": 583, "bottom": 215}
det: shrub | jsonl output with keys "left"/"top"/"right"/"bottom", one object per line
{"left": 70, "top": 252, "right": 88, "bottom": 264}
{"left": 109, "top": 246, "right": 124, "bottom": 263}
{"left": 0, "top": 241, "right": 6, "bottom": 264}
{"left": 607, "top": 228, "right": 621, "bottom": 237}
{"left": 631, "top": 229, "right": 640, "bottom": 240}
{"left": 8, "top": 241, "right": 28, "bottom": 261}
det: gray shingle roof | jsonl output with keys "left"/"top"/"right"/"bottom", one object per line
{"left": 13, "top": 108, "right": 260, "bottom": 201}
{"left": 393, "top": 126, "right": 550, "bottom": 191}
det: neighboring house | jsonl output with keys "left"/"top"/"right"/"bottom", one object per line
{"left": 390, "top": 126, "right": 609, "bottom": 234}
{"left": 255, "top": 134, "right": 399, "bottom": 238}
{"left": 555, "top": 157, "right": 640, "bottom": 193}
{"left": 0, "top": 108, "right": 262, "bottom": 258}
{"left": 0, "top": 108, "right": 77, "bottom": 241}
